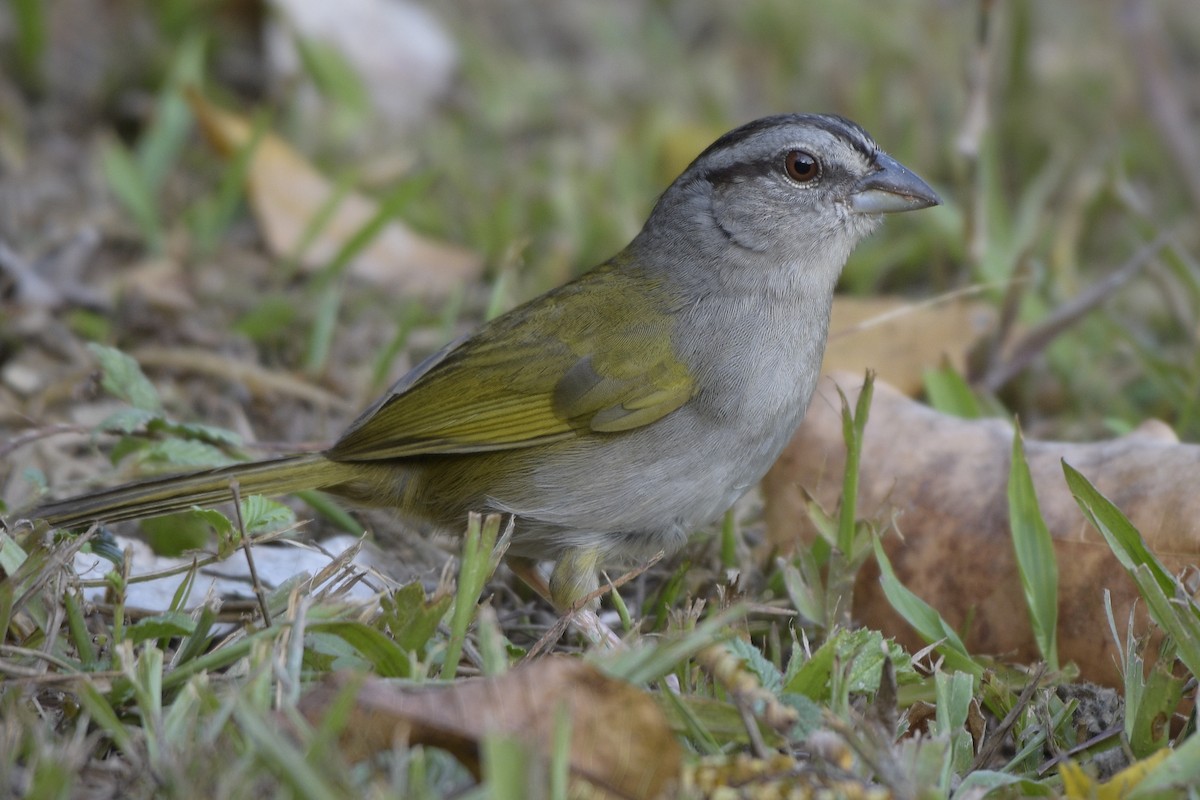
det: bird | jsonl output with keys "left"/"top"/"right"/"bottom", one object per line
{"left": 31, "top": 113, "right": 940, "bottom": 610}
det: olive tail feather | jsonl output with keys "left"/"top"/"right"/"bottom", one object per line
{"left": 31, "top": 453, "right": 348, "bottom": 529}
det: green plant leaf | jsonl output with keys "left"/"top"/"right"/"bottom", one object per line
{"left": 88, "top": 344, "right": 163, "bottom": 412}
{"left": 97, "top": 407, "right": 161, "bottom": 434}
{"left": 131, "top": 439, "right": 235, "bottom": 470}
{"left": 379, "top": 581, "right": 454, "bottom": 654}
{"left": 158, "top": 420, "right": 243, "bottom": 448}
{"left": 77, "top": 681, "right": 136, "bottom": 758}
{"left": 779, "top": 555, "right": 825, "bottom": 629}
{"left": 778, "top": 692, "right": 824, "bottom": 741}
{"left": 785, "top": 636, "right": 836, "bottom": 700}
{"left": 441, "top": 512, "right": 504, "bottom": 679}
{"left": 783, "top": 627, "right": 902, "bottom": 700}
{"left": 239, "top": 495, "right": 295, "bottom": 535}
{"left": 306, "top": 621, "right": 412, "bottom": 678}
{"left": 954, "top": 770, "right": 1055, "bottom": 798}
{"left": 187, "top": 108, "right": 266, "bottom": 256}
{"left": 836, "top": 628, "right": 894, "bottom": 695}
{"left": 10, "top": 0, "right": 45, "bottom": 89}
{"left": 291, "top": 36, "right": 370, "bottom": 137}
{"left": 233, "top": 296, "right": 297, "bottom": 341}
{"left": 234, "top": 703, "right": 343, "bottom": 800}
{"left": 935, "top": 669, "right": 975, "bottom": 780}
{"left": 126, "top": 612, "right": 196, "bottom": 645}
{"left": 140, "top": 512, "right": 214, "bottom": 556}
{"left": 725, "top": 636, "right": 783, "bottom": 696}
{"left": 1126, "top": 639, "right": 1185, "bottom": 758}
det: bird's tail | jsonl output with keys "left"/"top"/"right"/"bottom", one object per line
{"left": 31, "top": 453, "right": 349, "bottom": 529}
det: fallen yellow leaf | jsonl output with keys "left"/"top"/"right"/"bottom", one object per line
{"left": 189, "top": 91, "right": 482, "bottom": 298}
{"left": 1060, "top": 749, "right": 1172, "bottom": 800}
{"left": 824, "top": 295, "right": 995, "bottom": 395}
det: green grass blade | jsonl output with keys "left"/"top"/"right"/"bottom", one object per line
{"left": 302, "top": 180, "right": 427, "bottom": 375}
{"left": 481, "top": 734, "right": 535, "bottom": 800}
{"left": 872, "top": 536, "right": 982, "bottom": 678}
{"left": 922, "top": 361, "right": 982, "bottom": 418}
{"left": 235, "top": 706, "right": 342, "bottom": 800}
{"left": 1061, "top": 461, "right": 1181, "bottom": 597}
{"left": 1127, "top": 564, "right": 1200, "bottom": 683}
{"left": 63, "top": 589, "right": 98, "bottom": 668}
{"left": 1063, "top": 461, "right": 1200, "bottom": 677}
{"left": 136, "top": 34, "right": 205, "bottom": 195}
{"left": 836, "top": 372, "right": 873, "bottom": 557}
{"left": 100, "top": 138, "right": 164, "bottom": 253}
{"left": 188, "top": 111, "right": 267, "bottom": 256}
{"left": 77, "top": 682, "right": 137, "bottom": 759}
{"left": 10, "top": 0, "right": 45, "bottom": 90}
{"left": 441, "top": 512, "right": 503, "bottom": 679}
{"left": 1008, "top": 424, "right": 1059, "bottom": 670}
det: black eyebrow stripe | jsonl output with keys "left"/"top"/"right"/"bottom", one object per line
{"left": 806, "top": 115, "right": 877, "bottom": 159}
{"left": 693, "top": 113, "right": 878, "bottom": 164}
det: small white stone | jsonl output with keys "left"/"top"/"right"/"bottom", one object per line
{"left": 2, "top": 362, "right": 43, "bottom": 395}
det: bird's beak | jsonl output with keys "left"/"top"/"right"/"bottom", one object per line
{"left": 849, "top": 152, "right": 941, "bottom": 214}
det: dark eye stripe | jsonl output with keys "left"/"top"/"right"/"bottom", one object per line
{"left": 696, "top": 157, "right": 781, "bottom": 186}
{"left": 695, "top": 157, "right": 858, "bottom": 194}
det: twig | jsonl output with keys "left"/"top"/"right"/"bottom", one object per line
{"left": 977, "top": 234, "right": 1168, "bottom": 391}
{"left": 696, "top": 642, "right": 800, "bottom": 740}
{"left": 1037, "top": 724, "right": 1124, "bottom": 776}
{"left": 957, "top": 0, "right": 998, "bottom": 272}
{"left": 231, "top": 481, "right": 273, "bottom": 626}
{"left": 736, "top": 696, "right": 772, "bottom": 759}
{"left": 1121, "top": 0, "right": 1200, "bottom": 211}
{"left": 524, "top": 552, "right": 663, "bottom": 659}
{"left": 0, "top": 643, "right": 89, "bottom": 674}
{"left": 825, "top": 282, "right": 1011, "bottom": 342}
{"left": 0, "top": 238, "right": 61, "bottom": 307}
{"left": 14, "top": 527, "right": 95, "bottom": 613}
{"left": 0, "top": 664, "right": 124, "bottom": 684}
{"left": 0, "top": 424, "right": 92, "bottom": 461}
{"left": 74, "top": 525, "right": 298, "bottom": 588}
{"left": 970, "top": 662, "right": 1047, "bottom": 772}
{"left": 131, "top": 345, "right": 354, "bottom": 410}
{"left": 0, "top": 231, "right": 106, "bottom": 309}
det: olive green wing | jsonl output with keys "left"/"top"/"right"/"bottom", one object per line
{"left": 328, "top": 268, "right": 696, "bottom": 461}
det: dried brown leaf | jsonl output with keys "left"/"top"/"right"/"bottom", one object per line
{"left": 298, "top": 658, "right": 680, "bottom": 799}
{"left": 764, "top": 372, "right": 1199, "bottom": 686}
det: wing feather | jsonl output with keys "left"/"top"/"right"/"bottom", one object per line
{"left": 328, "top": 264, "right": 696, "bottom": 460}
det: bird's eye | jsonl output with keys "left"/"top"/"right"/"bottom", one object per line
{"left": 784, "top": 150, "right": 820, "bottom": 183}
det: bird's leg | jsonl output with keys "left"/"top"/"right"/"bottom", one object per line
{"left": 548, "top": 547, "right": 601, "bottom": 611}
{"left": 506, "top": 549, "right": 621, "bottom": 649}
